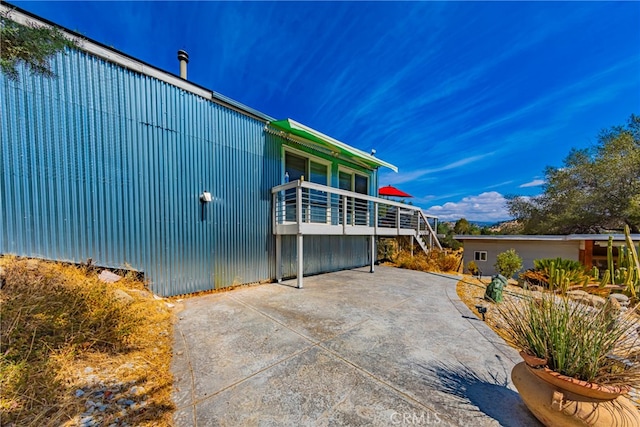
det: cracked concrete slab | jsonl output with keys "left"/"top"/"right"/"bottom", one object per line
{"left": 172, "top": 266, "right": 541, "bottom": 426}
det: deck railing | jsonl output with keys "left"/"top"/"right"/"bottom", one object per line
{"left": 271, "top": 180, "right": 441, "bottom": 249}
{"left": 271, "top": 180, "right": 441, "bottom": 288}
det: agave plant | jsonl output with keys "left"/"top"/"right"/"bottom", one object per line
{"left": 522, "top": 257, "right": 591, "bottom": 293}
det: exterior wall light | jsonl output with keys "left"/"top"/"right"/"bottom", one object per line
{"left": 200, "top": 191, "right": 212, "bottom": 203}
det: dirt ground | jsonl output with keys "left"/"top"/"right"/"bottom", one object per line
{"left": 455, "top": 275, "right": 528, "bottom": 344}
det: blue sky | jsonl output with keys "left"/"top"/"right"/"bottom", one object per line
{"left": 12, "top": 1, "right": 640, "bottom": 222}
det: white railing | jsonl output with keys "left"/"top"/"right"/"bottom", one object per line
{"left": 271, "top": 180, "right": 441, "bottom": 250}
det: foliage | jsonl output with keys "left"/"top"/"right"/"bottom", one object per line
{"left": 498, "top": 293, "right": 640, "bottom": 386}
{"left": 377, "top": 238, "right": 398, "bottom": 262}
{"left": 466, "top": 260, "right": 479, "bottom": 275}
{"left": 1, "top": 10, "right": 76, "bottom": 81}
{"left": 395, "top": 249, "right": 461, "bottom": 273}
{"left": 453, "top": 217, "right": 486, "bottom": 235}
{"left": 521, "top": 257, "right": 591, "bottom": 293}
{"left": 453, "top": 218, "right": 469, "bottom": 234}
{"left": 494, "top": 249, "right": 523, "bottom": 278}
{"left": 436, "top": 222, "right": 462, "bottom": 250}
{"left": 0, "top": 257, "right": 175, "bottom": 426}
{"left": 507, "top": 115, "right": 640, "bottom": 234}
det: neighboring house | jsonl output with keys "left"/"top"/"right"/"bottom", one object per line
{"left": 455, "top": 234, "right": 640, "bottom": 277}
{"left": 0, "top": 5, "right": 439, "bottom": 296}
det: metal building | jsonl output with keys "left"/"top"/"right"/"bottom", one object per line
{"left": 1, "top": 5, "right": 440, "bottom": 296}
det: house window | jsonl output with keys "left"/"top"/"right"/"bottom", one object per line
{"left": 338, "top": 167, "right": 369, "bottom": 226}
{"left": 474, "top": 251, "right": 488, "bottom": 262}
{"left": 283, "top": 148, "right": 330, "bottom": 223}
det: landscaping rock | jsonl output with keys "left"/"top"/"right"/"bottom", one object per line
{"left": 26, "top": 259, "right": 39, "bottom": 271}
{"left": 113, "top": 289, "right": 134, "bottom": 304}
{"left": 129, "top": 386, "right": 145, "bottom": 396}
{"left": 609, "top": 293, "right": 630, "bottom": 306}
{"left": 566, "top": 290, "right": 606, "bottom": 308}
{"left": 98, "top": 270, "right": 122, "bottom": 283}
{"left": 584, "top": 294, "right": 606, "bottom": 308}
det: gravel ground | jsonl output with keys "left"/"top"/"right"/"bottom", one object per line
{"left": 67, "top": 364, "right": 149, "bottom": 427}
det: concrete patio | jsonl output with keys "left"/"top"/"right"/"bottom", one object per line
{"left": 171, "top": 266, "right": 541, "bottom": 426}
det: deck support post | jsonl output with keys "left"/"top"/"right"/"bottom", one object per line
{"left": 411, "top": 235, "right": 414, "bottom": 257}
{"left": 296, "top": 184, "right": 304, "bottom": 289}
{"left": 297, "top": 233, "right": 303, "bottom": 289}
{"left": 370, "top": 236, "right": 375, "bottom": 273}
{"left": 275, "top": 234, "right": 282, "bottom": 283}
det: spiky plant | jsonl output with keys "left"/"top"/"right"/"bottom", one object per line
{"left": 498, "top": 292, "right": 640, "bottom": 387}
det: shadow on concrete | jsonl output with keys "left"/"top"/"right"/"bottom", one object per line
{"left": 418, "top": 356, "right": 541, "bottom": 427}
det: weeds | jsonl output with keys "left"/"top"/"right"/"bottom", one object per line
{"left": 0, "top": 256, "right": 174, "bottom": 426}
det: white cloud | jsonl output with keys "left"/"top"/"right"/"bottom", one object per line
{"left": 519, "top": 179, "right": 545, "bottom": 188}
{"left": 423, "top": 191, "right": 511, "bottom": 222}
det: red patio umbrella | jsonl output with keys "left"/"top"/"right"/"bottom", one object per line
{"left": 378, "top": 185, "right": 413, "bottom": 198}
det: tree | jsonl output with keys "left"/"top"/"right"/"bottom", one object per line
{"left": 437, "top": 222, "right": 462, "bottom": 250}
{"left": 1, "top": 10, "right": 75, "bottom": 81}
{"left": 507, "top": 115, "right": 640, "bottom": 234}
{"left": 453, "top": 218, "right": 481, "bottom": 235}
{"left": 454, "top": 218, "right": 471, "bottom": 234}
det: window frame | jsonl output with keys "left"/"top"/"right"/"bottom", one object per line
{"left": 336, "top": 164, "right": 370, "bottom": 194}
{"left": 337, "top": 165, "right": 370, "bottom": 225}
{"left": 474, "top": 251, "right": 488, "bottom": 262}
{"left": 282, "top": 146, "right": 331, "bottom": 184}
{"left": 282, "top": 146, "right": 332, "bottom": 224}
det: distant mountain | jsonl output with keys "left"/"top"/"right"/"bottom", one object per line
{"left": 441, "top": 219, "right": 522, "bottom": 235}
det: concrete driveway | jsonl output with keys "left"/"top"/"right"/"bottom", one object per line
{"left": 171, "top": 266, "right": 541, "bottom": 426}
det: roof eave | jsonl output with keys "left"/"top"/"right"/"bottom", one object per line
{"left": 269, "top": 119, "right": 398, "bottom": 173}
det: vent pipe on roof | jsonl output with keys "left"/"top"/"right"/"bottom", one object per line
{"left": 177, "top": 50, "right": 189, "bottom": 79}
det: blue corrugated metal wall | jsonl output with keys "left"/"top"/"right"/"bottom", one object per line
{"left": 281, "top": 235, "right": 371, "bottom": 279}
{"left": 1, "top": 47, "right": 381, "bottom": 296}
{"left": 1, "top": 49, "right": 280, "bottom": 295}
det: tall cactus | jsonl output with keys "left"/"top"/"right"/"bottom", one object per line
{"left": 600, "top": 269, "right": 610, "bottom": 288}
{"left": 607, "top": 235, "right": 614, "bottom": 285}
{"left": 624, "top": 225, "right": 640, "bottom": 298}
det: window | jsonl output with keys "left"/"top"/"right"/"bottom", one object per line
{"left": 338, "top": 167, "right": 369, "bottom": 226}
{"left": 283, "top": 148, "right": 330, "bottom": 223}
{"left": 474, "top": 251, "right": 488, "bottom": 262}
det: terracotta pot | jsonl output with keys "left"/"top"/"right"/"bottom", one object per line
{"left": 519, "top": 351, "right": 630, "bottom": 400}
{"left": 512, "top": 362, "right": 640, "bottom": 426}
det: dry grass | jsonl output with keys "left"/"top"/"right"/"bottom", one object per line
{"left": 0, "top": 256, "right": 175, "bottom": 426}
{"left": 393, "top": 249, "right": 462, "bottom": 274}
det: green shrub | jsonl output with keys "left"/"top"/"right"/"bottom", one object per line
{"left": 494, "top": 249, "right": 523, "bottom": 278}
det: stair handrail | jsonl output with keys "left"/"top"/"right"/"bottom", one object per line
{"left": 418, "top": 210, "right": 442, "bottom": 250}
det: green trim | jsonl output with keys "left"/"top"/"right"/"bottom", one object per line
{"left": 268, "top": 119, "right": 398, "bottom": 172}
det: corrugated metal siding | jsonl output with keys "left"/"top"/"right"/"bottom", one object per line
{"left": 1, "top": 49, "right": 280, "bottom": 296}
{"left": 281, "top": 235, "right": 371, "bottom": 278}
